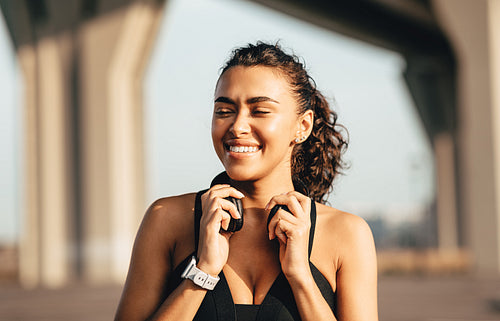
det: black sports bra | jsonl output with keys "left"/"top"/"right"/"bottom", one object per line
{"left": 164, "top": 180, "right": 337, "bottom": 320}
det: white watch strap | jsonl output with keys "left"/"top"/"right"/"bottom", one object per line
{"left": 181, "top": 256, "right": 219, "bottom": 290}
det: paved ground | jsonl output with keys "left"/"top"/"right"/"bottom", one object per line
{"left": 378, "top": 276, "right": 500, "bottom": 321}
{"left": 1, "top": 275, "right": 500, "bottom": 321}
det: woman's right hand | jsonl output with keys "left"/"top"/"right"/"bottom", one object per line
{"left": 197, "top": 184, "right": 244, "bottom": 276}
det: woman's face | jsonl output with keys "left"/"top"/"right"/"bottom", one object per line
{"left": 212, "top": 65, "right": 307, "bottom": 182}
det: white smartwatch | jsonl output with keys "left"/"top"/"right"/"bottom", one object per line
{"left": 181, "top": 256, "right": 220, "bottom": 290}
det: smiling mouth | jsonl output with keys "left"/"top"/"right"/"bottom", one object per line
{"left": 226, "top": 145, "right": 260, "bottom": 153}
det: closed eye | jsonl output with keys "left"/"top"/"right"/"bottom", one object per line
{"left": 214, "top": 109, "right": 234, "bottom": 116}
{"left": 252, "top": 107, "right": 273, "bottom": 116}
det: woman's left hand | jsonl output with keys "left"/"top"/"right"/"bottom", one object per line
{"left": 266, "top": 191, "right": 312, "bottom": 282}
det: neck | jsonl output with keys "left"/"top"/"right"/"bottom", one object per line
{"left": 229, "top": 170, "right": 295, "bottom": 209}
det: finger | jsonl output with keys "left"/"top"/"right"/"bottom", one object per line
{"left": 268, "top": 207, "right": 296, "bottom": 240}
{"left": 264, "top": 193, "right": 284, "bottom": 211}
{"left": 275, "top": 226, "right": 287, "bottom": 244}
{"left": 286, "top": 191, "right": 310, "bottom": 207}
{"left": 204, "top": 186, "right": 245, "bottom": 202}
{"left": 220, "top": 198, "right": 241, "bottom": 219}
{"left": 264, "top": 190, "right": 307, "bottom": 208}
{"left": 274, "top": 218, "right": 295, "bottom": 244}
{"left": 201, "top": 186, "right": 244, "bottom": 221}
{"left": 210, "top": 184, "right": 231, "bottom": 190}
{"left": 201, "top": 184, "right": 229, "bottom": 202}
{"left": 203, "top": 207, "right": 232, "bottom": 233}
{"left": 268, "top": 207, "right": 280, "bottom": 240}
{"left": 218, "top": 208, "right": 232, "bottom": 231}
{"left": 266, "top": 194, "right": 305, "bottom": 219}
{"left": 287, "top": 192, "right": 312, "bottom": 218}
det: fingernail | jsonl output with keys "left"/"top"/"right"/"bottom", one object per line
{"left": 237, "top": 191, "right": 245, "bottom": 198}
{"left": 265, "top": 203, "right": 269, "bottom": 210}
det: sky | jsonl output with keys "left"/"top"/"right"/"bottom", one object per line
{"left": 145, "top": 0, "right": 435, "bottom": 220}
{"left": 0, "top": 0, "right": 435, "bottom": 243}
{"left": 0, "top": 10, "right": 20, "bottom": 244}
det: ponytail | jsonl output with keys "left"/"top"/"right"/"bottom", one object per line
{"left": 292, "top": 89, "right": 348, "bottom": 203}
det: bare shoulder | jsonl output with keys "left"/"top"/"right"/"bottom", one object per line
{"left": 314, "top": 202, "right": 376, "bottom": 266}
{"left": 316, "top": 203, "right": 373, "bottom": 239}
{"left": 136, "top": 193, "right": 198, "bottom": 253}
{"left": 143, "top": 193, "right": 197, "bottom": 227}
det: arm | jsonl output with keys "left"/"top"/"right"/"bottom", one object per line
{"left": 267, "top": 194, "right": 378, "bottom": 321}
{"left": 115, "top": 185, "right": 244, "bottom": 321}
{"left": 291, "top": 213, "right": 377, "bottom": 321}
{"left": 335, "top": 214, "right": 378, "bottom": 321}
{"left": 267, "top": 193, "right": 337, "bottom": 320}
{"left": 114, "top": 196, "right": 209, "bottom": 321}
{"left": 288, "top": 270, "right": 337, "bottom": 320}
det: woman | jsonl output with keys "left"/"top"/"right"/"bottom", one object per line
{"left": 115, "top": 42, "right": 378, "bottom": 321}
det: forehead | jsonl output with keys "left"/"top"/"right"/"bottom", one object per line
{"left": 215, "top": 66, "right": 291, "bottom": 99}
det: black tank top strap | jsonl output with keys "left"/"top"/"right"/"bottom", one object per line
{"left": 167, "top": 187, "right": 336, "bottom": 321}
{"left": 308, "top": 200, "right": 317, "bottom": 259}
{"left": 196, "top": 177, "right": 317, "bottom": 258}
{"left": 194, "top": 189, "right": 208, "bottom": 254}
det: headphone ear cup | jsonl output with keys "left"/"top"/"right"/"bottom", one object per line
{"left": 222, "top": 197, "right": 244, "bottom": 232}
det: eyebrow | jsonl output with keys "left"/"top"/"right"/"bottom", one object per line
{"left": 247, "top": 96, "right": 280, "bottom": 104}
{"left": 214, "top": 96, "right": 280, "bottom": 105}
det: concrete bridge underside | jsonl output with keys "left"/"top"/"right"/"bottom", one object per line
{"left": 1, "top": 0, "right": 499, "bottom": 286}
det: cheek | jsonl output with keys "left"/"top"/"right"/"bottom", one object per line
{"left": 211, "top": 118, "right": 225, "bottom": 137}
{"left": 211, "top": 119, "right": 224, "bottom": 148}
{"left": 263, "top": 116, "right": 296, "bottom": 140}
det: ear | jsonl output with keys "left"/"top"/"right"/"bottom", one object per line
{"left": 297, "top": 109, "right": 314, "bottom": 138}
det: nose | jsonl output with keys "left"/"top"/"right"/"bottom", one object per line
{"left": 230, "top": 110, "right": 251, "bottom": 136}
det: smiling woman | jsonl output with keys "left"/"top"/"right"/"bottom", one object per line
{"left": 212, "top": 65, "right": 306, "bottom": 185}
{"left": 114, "top": 42, "right": 378, "bottom": 321}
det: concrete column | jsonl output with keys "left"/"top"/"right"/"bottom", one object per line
{"left": 17, "top": 43, "right": 41, "bottom": 289}
{"left": 433, "top": 0, "right": 500, "bottom": 274}
{"left": 4, "top": 0, "right": 165, "bottom": 286}
{"left": 488, "top": 0, "right": 500, "bottom": 273}
{"left": 13, "top": 3, "right": 77, "bottom": 287}
{"left": 108, "top": 1, "right": 159, "bottom": 282}
{"left": 79, "top": 0, "right": 164, "bottom": 283}
{"left": 36, "top": 35, "right": 73, "bottom": 287}
{"left": 433, "top": 132, "right": 458, "bottom": 251}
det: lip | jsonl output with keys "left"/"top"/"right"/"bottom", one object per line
{"left": 225, "top": 139, "right": 261, "bottom": 148}
{"left": 224, "top": 139, "right": 262, "bottom": 157}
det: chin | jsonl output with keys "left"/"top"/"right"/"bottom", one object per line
{"left": 224, "top": 167, "right": 259, "bottom": 183}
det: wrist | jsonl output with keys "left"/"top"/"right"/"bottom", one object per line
{"left": 284, "top": 266, "right": 315, "bottom": 289}
{"left": 196, "top": 259, "right": 222, "bottom": 277}
{"left": 181, "top": 256, "right": 220, "bottom": 290}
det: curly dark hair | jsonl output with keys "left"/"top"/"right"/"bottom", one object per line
{"left": 220, "top": 42, "right": 348, "bottom": 204}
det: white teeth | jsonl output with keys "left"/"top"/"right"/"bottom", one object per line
{"left": 229, "top": 145, "right": 259, "bottom": 153}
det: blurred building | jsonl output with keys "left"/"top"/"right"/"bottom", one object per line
{"left": 0, "top": 0, "right": 499, "bottom": 287}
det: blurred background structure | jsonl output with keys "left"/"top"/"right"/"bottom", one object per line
{"left": 0, "top": 0, "right": 500, "bottom": 319}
